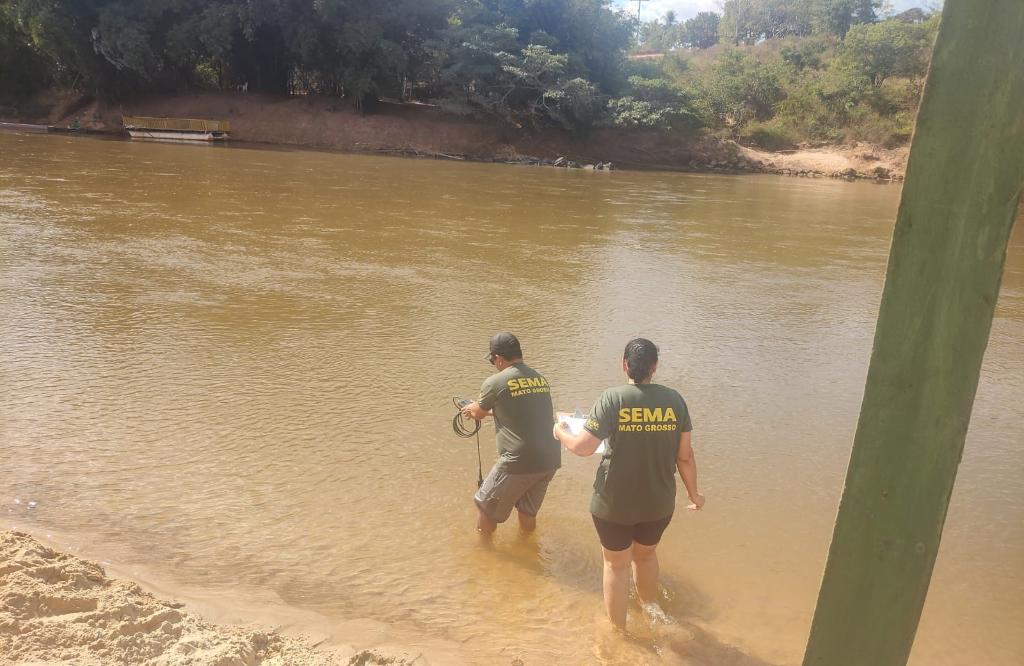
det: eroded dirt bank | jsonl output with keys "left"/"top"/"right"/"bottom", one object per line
{"left": 3, "top": 90, "right": 908, "bottom": 179}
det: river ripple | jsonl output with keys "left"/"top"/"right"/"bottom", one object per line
{"left": 1, "top": 131, "right": 1021, "bottom": 665}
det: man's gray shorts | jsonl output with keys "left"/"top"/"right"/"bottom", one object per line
{"left": 474, "top": 466, "right": 557, "bottom": 524}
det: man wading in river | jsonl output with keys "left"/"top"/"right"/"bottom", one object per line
{"left": 461, "top": 332, "right": 561, "bottom": 535}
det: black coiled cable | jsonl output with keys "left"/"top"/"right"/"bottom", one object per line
{"left": 452, "top": 397, "right": 484, "bottom": 487}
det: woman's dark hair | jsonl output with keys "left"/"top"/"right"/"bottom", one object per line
{"left": 623, "top": 338, "right": 659, "bottom": 383}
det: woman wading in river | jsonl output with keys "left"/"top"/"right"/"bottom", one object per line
{"left": 553, "top": 338, "right": 705, "bottom": 628}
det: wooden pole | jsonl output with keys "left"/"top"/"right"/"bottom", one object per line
{"left": 802, "top": 2, "right": 1024, "bottom": 665}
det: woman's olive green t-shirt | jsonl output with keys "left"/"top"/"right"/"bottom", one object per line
{"left": 583, "top": 383, "right": 692, "bottom": 524}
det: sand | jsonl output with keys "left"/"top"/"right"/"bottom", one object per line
{"left": 738, "top": 142, "right": 908, "bottom": 180}
{"left": 0, "top": 531, "right": 421, "bottom": 666}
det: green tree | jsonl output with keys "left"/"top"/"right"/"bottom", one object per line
{"left": 461, "top": 0, "right": 630, "bottom": 93}
{"left": 720, "top": 0, "right": 817, "bottom": 44}
{"left": 91, "top": 1, "right": 219, "bottom": 88}
{"left": 0, "top": 0, "right": 938, "bottom": 145}
{"left": 779, "top": 36, "right": 832, "bottom": 72}
{"left": 773, "top": 65, "right": 871, "bottom": 140}
{"left": 303, "top": 0, "right": 453, "bottom": 105}
{"left": 684, "top": 12, "right": 720, "bottom": 49}
{"left": 818, "top": 0, "right": 879, "bottom": 38}
{"left": 430, "top": 21, "right": 519, "bottom": 110}
{"left": 638, "top": 15, "right": 685, "bottom": 52}
{"left": 435, "top": 1, "right": 628, "bottom": 125}
{"left": 607, "top": 74, "right": 699, "bottom": 130}
{"left": 5, "top": 0, "right": 112, "bottom": 92}
{"left": 485, "top": 44, "right": 602, "bottom": 129}
{"left": 692, "top": 48, "right": 786, "bottom": 131}
{"left": 718, "top": 0, "right": 881, "bottom": 42}
{"left": 0, "top": 5, "right": 54, "bottom": 101}
{"left": 839, "top": 19, "right": 932, "bottom": 86}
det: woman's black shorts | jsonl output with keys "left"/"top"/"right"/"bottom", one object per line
{"left": 591, "top": 513, "right": 674, "bottom": 552}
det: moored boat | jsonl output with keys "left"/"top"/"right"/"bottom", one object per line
{"left": 122, "top": 116, "right": 230, "bottom": 141}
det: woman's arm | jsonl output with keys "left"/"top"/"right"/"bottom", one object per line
{"left": 676, "top": 430, "right": 705, "bottom": 510}
{"left": 553, "top": 422, "right": 603, "bottom": 457}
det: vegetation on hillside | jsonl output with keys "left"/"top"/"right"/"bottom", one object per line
{"left": 637, "top": 2, "right": 939, "bottom": 148}
{"left": 0, "top": 0, "right": 939, "bottom": 148}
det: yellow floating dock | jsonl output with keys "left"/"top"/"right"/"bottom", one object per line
{"left": 122, "top": 116, "right": 230, "bottom": 141}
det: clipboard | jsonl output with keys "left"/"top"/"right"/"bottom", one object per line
{"left": 556, "top": 410, "right": 608, "bottom": 455}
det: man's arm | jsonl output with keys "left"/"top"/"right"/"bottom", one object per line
{"left": 552, "top": 422, "right": 603, "bottom": 456}
{"left": 461, "top": 402, "right": 492, "bottom": 420}
{"left": 676, "top": 430, "right": 705, "bottom": 510}
{"left": 462, "top": 377, "right": 498, "bottom": 421}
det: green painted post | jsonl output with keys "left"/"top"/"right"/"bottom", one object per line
{"left": 802, "top": 2, "right": 1024, "bottom": 665}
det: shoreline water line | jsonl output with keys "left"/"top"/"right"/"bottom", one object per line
{"left": 0, "top": 91, "right": 907, "bottom": 182}
{"left": 0, "top": 529, "right": 467, "bottom": 666}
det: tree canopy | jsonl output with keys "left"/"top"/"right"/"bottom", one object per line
{"left": 0, "top": 1, "right": 629, "bottom": 103}
{"left": 1, "top": 0, "right": 940, "bottom": 145}
{"left": 715, "top": 0, "right": 880, "bottom": 45}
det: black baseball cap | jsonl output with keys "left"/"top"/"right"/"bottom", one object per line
{"left": 486, "top": 331, "right": 522, "bottom": 363}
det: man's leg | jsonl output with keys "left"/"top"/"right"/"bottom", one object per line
{"left": 513, "top": 470, "right": 555, "bottom": 536}
{"left": 477, "top": 505, "right": 498, "bottom": 536}
{"left": 631, "top": 541, "right": 660, "bottom": 606}
{"left": 516, "top": 509, "right": 536, "bottom": 533}
{"left": 602, "top": 546, "right": 633, "bottom": 629}
{"left": 474, "top": 465, "right": 517, "bottom": 536}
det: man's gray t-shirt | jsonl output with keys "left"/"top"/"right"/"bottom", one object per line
{"left": 478, "top": 362, "right": 561, "bottom": 475}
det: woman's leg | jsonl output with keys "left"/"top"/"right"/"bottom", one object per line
{"left": 630, "top": 541, "right": 660, "bottom": 605}
{"left": 601, "top": 546, "right": 633, "bottom": 628}
{"left": 631, "top": 513, "right": 673, "bottom": 606}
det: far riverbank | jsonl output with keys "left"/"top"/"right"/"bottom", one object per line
{"left": 2, "top": 90, "right": 907, "bottom": 181}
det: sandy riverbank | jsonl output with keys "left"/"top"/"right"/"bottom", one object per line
{"left": 3, "top": 90, "right": 907, "bottom": 179}
{"left": 0, "top": 530, "right": 457, "bottom": 666}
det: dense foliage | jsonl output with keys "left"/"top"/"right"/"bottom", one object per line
{"left": 0, "top": 0, "right": 940, "bottom": 146}
{"left": 0, "top": 1, "right": 629, "bottom": 110}
{"left": 637, "top": 2, "right": 939, "bottom": 148}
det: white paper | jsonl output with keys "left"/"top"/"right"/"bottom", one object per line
{"left": 556, "top": 411, "right": 607, "bottom": 455}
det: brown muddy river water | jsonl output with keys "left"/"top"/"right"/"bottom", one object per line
{"left": 1, "top": 131, "right": 1022, "bottom": 665}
